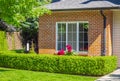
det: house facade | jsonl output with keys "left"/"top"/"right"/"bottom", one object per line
{"left": 38, "top": 0, "right": 120, "bottom": 63}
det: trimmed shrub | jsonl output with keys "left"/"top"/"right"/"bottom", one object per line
{"left": 0, "top": 31, "right": 8, "bottom": 53}
{"left": 0, "top": 54, "right": 117, "bottom": 76}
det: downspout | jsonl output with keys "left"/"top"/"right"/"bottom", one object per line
{"left": 100, "top": 10, "right": 106, "bottom": 56}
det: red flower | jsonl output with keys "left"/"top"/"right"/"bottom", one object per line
{"left": 57, "top": 49, "right": 65, "bottom": 55}
{"left": 66, "top": 45, "right": 72, "bottom": 52}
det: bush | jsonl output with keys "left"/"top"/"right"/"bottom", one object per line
{"left": 0, "top": 31, "right": 8, "bottom": 53}
{"left": 0, "top": 54, "right": 117, "bottom": 76}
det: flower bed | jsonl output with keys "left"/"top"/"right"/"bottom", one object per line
{"left": 56, "top": 45, "right": 79, "bottom": 56}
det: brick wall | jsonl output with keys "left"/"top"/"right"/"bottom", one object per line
{"left": 39, "top": 10, "right": 112, "bottom": 56}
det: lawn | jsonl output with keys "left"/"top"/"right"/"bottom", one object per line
{"left": 0, "top": 67, "right": 97, "bottom": 81}
{"left": 1, "top": 49, "right": 37, "bottom": 55}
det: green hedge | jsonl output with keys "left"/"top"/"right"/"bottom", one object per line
{"left": 0, "top": 31, "right": 8, "bottom": 53}
{"left": 0, "top": 54, "right": 117, "bottom": 76}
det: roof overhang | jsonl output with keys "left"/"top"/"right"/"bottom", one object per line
{"left": 49, "top": 7, "right": 120, "bottom": 12}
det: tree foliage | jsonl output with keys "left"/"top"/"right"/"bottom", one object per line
{"left": 0, "top": 0, "right": 50, "bottom": 26}
{"left": 20, "top": 18, "right": 39, "bottom": 52}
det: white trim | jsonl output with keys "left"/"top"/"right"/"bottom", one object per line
{"left": 66, "top": 22, "right": 68, "bottom": 49}
{"left": 56, "top": 23, "right": 58, "bottom": 51}
{"left": 60, "top": 24, "right": 62, "bottom": 49}
{"left": 77, "top": 22, "right": 79, "bottom": 52}
{"left": 56, "top": 21, "right": 88, "bottom": 23}
{"left": 83, "top": 23, "right": 85, "bottom": 51}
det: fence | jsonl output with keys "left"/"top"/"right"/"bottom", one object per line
{"left": 0, "top": 31, "right": 23, "bottom": 53}
{"left": 6, "top": 32, "right": 23, "bottom": 50}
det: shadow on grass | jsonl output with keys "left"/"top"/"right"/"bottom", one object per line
{"left": 10, "top": 49, "right": 24, "bottom": 53}
{"left": 14, "top": 49, "right": 24, "bottom": 53}
{"left": 0, "top": 68, "right": 12, "bottom": 72}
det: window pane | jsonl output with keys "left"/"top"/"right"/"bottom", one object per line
{"left": 62, "top": 23, "right": 66, "bottom": 33}
{"left": 68, "top": 42, "right": 72, "bottom": 46}
{"left": 68, "top": 24, "right": 72, "bottom": 32}
{"left": 79, "top": 33, "right": 83, "bottom": 41}
{"left": 79, "top": 42, "right": 84, "bottom": 51}
{"left": 68, "top": 23, "right": 77, "bottom": 51}
{"left": 57, "top": 42, "right": 66, "bottom": 50}
{"left": 73, "top": 33, "right": 77, "bottom": 41}
{"left": 68, "top": 33, "right": 72, "bottom": 41}
{"left": 73, "top": 23, "right": 77, "bottom": 30}
{"left": 79, "top": 22, "right": 88, "bottom": 52}
{"left": 57, "top": 42, "right": 62, "bottom": 50}
{"left": 57, "top": 23, "right": 66, "bottom": 50}
{"left": 79, "top": 23, "right": 83, "bottom": 31}
{"left": 62, "top": 42, "right": 66, "bottom": 50}
{"left": 58, "top": 24, "right": 61, "bottom": 33}
{"left": 84, "top": 28, "right": 88, "bottom": 32}
{"left": 58, "top": 23, "right": 66, "bottom": 33}
{"left": 83, "top": 23, "right": 89, "bottom": 32}
{"left": 73, "top": 42, "right": 77, "bottom": 51}
{"left": 84, "top": 33, "right": 88, "bottom": 41}
{"left": 57, "top": 24, "right": 66, "bottom": 41}
{"left": 62, "top": 33, "right": 66, "bottom": 41}
{"left": 84, "top": 43, "right": 88, "bottom": 51}
{"left": 57, "top": 33, "right": 61, "bottom": 41}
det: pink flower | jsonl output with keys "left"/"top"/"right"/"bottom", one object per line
{"left": 57, "top": 49, "right": 65, "bottom": 55}
{"left": 66, "top": 45, "right": 72, "bottom": 52}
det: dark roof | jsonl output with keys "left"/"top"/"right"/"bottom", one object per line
{"left": 46, "top": 0, "right": 120, "bottom": 11}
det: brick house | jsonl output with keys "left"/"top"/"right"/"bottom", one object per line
{"left": 39, "top": 0, "right": 120, "bottom": 64}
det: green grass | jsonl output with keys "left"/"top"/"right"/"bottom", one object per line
{"left": 0, "top": 67, "right": 97, "bottom": 81}
{"left": 2, "top": 49, "right": 37, "bottom": 55}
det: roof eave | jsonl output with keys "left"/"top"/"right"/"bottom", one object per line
{"left": 50, "top": 7, "right": 120, "bottom": 11}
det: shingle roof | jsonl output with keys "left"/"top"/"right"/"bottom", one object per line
{"left": 46, "top": 0, "right": 120, "bottom": 11}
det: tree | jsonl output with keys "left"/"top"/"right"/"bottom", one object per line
{"left": 0, "top": 0, "right": 50, "bottom": 26}
{"left": 0, "top": 0, "right": 51, "bottom": 53}
{"left": 20, "top": 18, "right": 39, "bottom": 53}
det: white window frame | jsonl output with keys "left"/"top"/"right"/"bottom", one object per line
{"left": 56, "top": 21, "right": 89, "bottom": 53}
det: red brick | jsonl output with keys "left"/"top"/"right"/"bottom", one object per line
{"left": 39, "top": 10, "right": 112, "bottom": 56}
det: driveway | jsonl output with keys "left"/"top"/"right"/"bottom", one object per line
{"left": 96, "top": 68, "right": 120, "bottom": 81}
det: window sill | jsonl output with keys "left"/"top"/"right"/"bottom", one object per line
{"left": 78, "top": 52, "right": 88, "bottom": 56}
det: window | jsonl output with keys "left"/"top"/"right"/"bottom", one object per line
{"left": 56, "top": 22, "right": 88, "bottom": 52}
